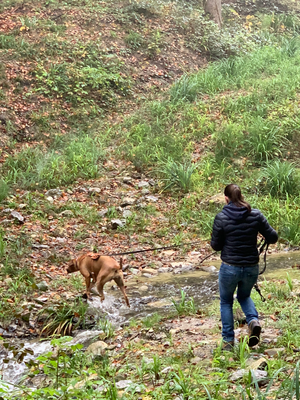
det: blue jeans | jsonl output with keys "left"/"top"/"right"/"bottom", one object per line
{"left": 219, "top": 262, "right": 259, "bottom": 342}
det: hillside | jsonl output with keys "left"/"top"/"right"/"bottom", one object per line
{"left": 1, "top": 0, "right": 300, "bottom": 398}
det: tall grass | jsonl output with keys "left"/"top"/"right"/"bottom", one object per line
{"left": 262, "top": 160, "right": 299, "bottom": 197}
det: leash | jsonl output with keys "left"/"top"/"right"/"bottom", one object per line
{"left": 108, "top": 240, "right": 203, "bottom": 257}
{"left": 254, "top": 240, "right": 269, "bottom": 302}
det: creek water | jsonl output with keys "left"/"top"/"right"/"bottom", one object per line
{"left": 1, "top": 250, "right": 300, "bottom": 390}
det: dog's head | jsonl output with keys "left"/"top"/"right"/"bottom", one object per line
{"left": 66, "top": 259, "right": 79, "bottom": 274}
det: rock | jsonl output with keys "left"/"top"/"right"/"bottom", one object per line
{"left": 73, "top": 373, "right": 98, "bottom": 389}
{"left": 141, "top": 189, "right": 150, "bottom": 195}
{"left": 130, "top": 268, "right": 140, "bottom": 275}
{"left": 139, "top": 285, "right": 148, "bottom": 292}
{"left": 136, "top": 202, "right": 147, "bottom": 209}
{"left": 88, "top": 187, "right": 101, "bottom": 195}
{"left": 98, "top": 208, "right": 108, "bottom": 217}
{"left": 85, "top": 341, "right": 108, "bottom": 356}
{"left": 11, "top": 210, "right": 24, "bottom": 223}
{"left": 37, "top": 281, "right": 49, "bottom": 292}
{"left": 60, "top": 210, "right": 74, "bottom": 217}
{"left": 32, "top": 244, "right": 50, "bottom": 249}
{"left": 121, "top": 197, "right": 136, "bottom": 207}
{"left": 2, "top": 208, "right": 13, "bottom": 213}
{"left": 4, "top": 277, "right": 13, "bottom": 285}
{"left": 0, "top": 219, "right": 11, "bottom": 226}
{"left": 246, "top": 357, "right": 267, "bottom": 371}
{"left": 123, "top": 177, "right": 132, "bottom": 183}
{"left": 145, "top": 195, "right": 158, "bottom": 202}
{"left": 122, "top": 209, "right": 132, "bottom": 218}
{"left": 69, "top": 330, "right": 104, "bottom": 349}
{"left": 162, "top": 366, "right": 172, "bottom": 374}
{"left": 148, "top": 179, "right": 156, "bottom": 186}
{"left": 35, "top": 296, "right": 48, "bottom": 304}
{"left": 200, "top": 265, "right": 217, "bottom": 273}
{"left": 264, "top": 348, "right": 285, "bottom": 357}
{"left": 138, "top": 181, "right": 149, "bottom": 188}
{"left": 45, "top": 188, "right": 62, "bottom": 198}
{"left": 208, "top": 193, "right": 225, "bottom": 205}
{"left": 46, "top": 196, "right": 54, "bottom": 203}
{"left": 163, "top": 341, "right": 171, "bottom": 347}
{"left": 111, "top": 219, "right": 126, "bottom": 229}
{"left": 115, "top": 380, "right": 133, "bottom": 389}
{"left": 142, "top": 268, "right": 157, "bottom": 275}
{"left": 142, "top": 273, "right": 153, "bottom": 278}
{"left": 190, "top": 356, "right": 202, "bottom": 365}
{"left": 230, "top": 367, "right": 268, "bottom": 383}
{"left": 158, "top": 267, "right": 173, "bottom": 273}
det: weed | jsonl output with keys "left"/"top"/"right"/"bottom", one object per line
{"left": 172, "top": 290, "right": 196, "bottom": 316}
{"left": 142, "top": 312, "right": 162, "bottom": 328}
{"left": 262, "top": 160, "right": 299, "bottom": 197}
{"left": 125, "top": 30, "right": 144, "bottom": 49}
{"left": 39, "top": 299, "right": 88, "bottom": 336}
{"left": 159, "top": 158, "right": 197, "bottom": 193}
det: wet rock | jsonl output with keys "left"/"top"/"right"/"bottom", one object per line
{"left": 200, "top": 265, "right": 217, "bottom": 273}
{"left": 86, "top": 341, "right": 108, "bottom": 357}
{"left": 138, "top": 181, "right": 149, "bottom": 188}
{"left": 111, "top": 219, "right": 126, "bottom": 229}
{"left": 264, "top": 348, "right": 285, "bottom": 357}
{"left": 115, "top": 379, "right": 133, "bottom": 389}
{"left": 37, "top": 281, "right": 49, "bottom": 292}
{"left": 45, "top": 188, "right": 62, "bottom": 198}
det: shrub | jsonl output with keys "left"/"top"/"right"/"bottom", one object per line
{"left": 262, "top": 160, "right": 299, "bottom": 197}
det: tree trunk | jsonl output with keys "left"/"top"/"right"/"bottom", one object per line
{"left": 203, "top": 0, "right": 222, "bottom": 28}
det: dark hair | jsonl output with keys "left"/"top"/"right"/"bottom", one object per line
{"left": 224, "top": 184, "right": 251, "bottom": 213}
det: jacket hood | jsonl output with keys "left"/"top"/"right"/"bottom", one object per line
{"left": 222, "top": 202, "right": 249, "bottom": 221}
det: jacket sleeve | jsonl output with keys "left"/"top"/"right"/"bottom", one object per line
{"left": 258, "top": 212, "right": 278, "bottom": 244}
{"left": 211, "top": 214, "right": 225, "bottom": 251}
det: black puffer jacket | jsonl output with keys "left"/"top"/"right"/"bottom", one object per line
{"left": 211, "top": 202, "right": 278, "bottom": 266}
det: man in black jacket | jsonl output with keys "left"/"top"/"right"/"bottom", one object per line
{"left": 211, "top": 184, "right": 278, "bottom": 350}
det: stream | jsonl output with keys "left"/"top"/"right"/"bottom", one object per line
{"left": 1, "top": 250, "right": 300, "bottom": 390}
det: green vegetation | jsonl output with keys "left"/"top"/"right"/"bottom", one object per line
{"left": 1, "top": 0, "right": 300, "bottom": 398}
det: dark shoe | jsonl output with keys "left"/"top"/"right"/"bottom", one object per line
{"left": 248, "top": 319, "right": 261, "bottom": 347}
{"left": 222, "top": 341, "right": 234, "bottom": 351}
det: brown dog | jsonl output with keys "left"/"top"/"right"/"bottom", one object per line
{"left": 66, "top": 253, "right": 130, "bottom": 307}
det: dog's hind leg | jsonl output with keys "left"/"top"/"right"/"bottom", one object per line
{"left": 114, "top": 275, "right": 130, "bottom": 307}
